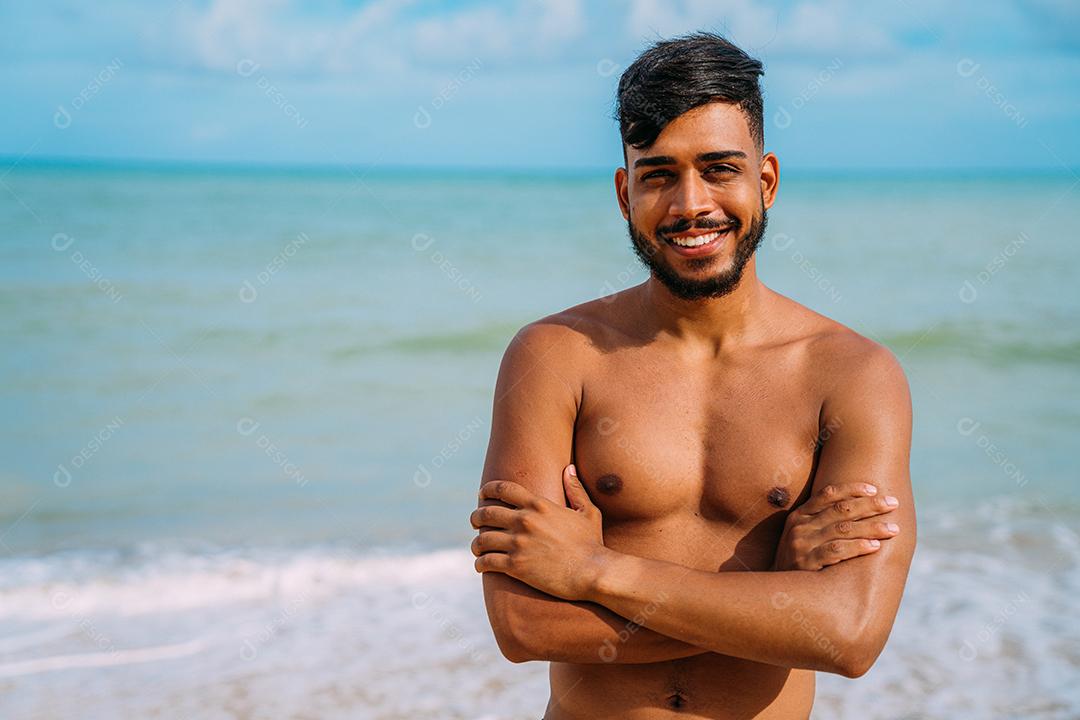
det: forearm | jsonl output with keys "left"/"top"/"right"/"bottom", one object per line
{"left": 585, "top": 549, "right": 868, "bottom": 676}
{"left": 484, "top": 574, "right": 708, "bottom": 664}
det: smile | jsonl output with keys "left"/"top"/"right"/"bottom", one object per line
{"left": 669, "top": 231, "right": 723, "bottom": 247}
{"left": 662, "top": 226, "right": 734, "bottom": 257}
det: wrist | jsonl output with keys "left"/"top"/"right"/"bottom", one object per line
{"left": 582, "top": 546, "right": 624, "bottom": 602}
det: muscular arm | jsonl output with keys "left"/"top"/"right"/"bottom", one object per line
{"left": 479, "top": 320, "right": 709, "bottom": 664}
{"left": 582, "top": 342, "right": 916, "bottom": 677}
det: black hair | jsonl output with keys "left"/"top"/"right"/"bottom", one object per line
{"left": 616, "top": 32, "right": 765, "bottom": 154}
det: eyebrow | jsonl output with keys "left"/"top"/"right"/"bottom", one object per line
{"left": 633, "top": 150, "right": 748, "bottom": 168}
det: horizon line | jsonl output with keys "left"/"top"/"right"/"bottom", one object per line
{"left": 2, "top": 153, "right": 1076, "bottom": 178}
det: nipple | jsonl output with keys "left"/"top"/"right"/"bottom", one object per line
{"left": 767, "top": 486, "right": 790, "bottom": 508}
{"left": 595, "top": 473, "right": 623, "bottom": 495}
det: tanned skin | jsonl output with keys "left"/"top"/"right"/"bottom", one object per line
{"left": 471, "top": 102, "right": 915, "bottom": 719}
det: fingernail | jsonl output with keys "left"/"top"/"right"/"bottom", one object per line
{"left": 886, "top": 523, "right": 899, "bottom": 533}
{"left": 885, "top": 496, "right": 899, "bottom": 507}
{"left": 862, "top": 484, "right": 878, "bottom": 495}
{"left": 869, "top": 539, "right": 880, "bottom": 547}
{"left": 568, "top": 464, "right": 578, "bottom": 478}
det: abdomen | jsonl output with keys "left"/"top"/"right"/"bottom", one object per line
{"left": 547, "top": 656, "right": 815, "bottom": 719}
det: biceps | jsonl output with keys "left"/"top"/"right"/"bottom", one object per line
{"left": 479, "top": 330, "right": 579, "bottom": 503}
{"left": 815, "top": 411, "right": 915, "bottom": 629}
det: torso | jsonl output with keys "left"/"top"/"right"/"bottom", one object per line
{"left": 543, "top": 285, "right": 846, "bottom": 719}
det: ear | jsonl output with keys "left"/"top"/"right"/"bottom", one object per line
{"left": 614, "top": 166, "right": 630, "bottom": 221}
{"left": 760, "top": 152, "right": 779, "bottom": 210}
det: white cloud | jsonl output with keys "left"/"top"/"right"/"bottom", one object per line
{"left": 627, "top": 0, "right": 777, "bottom": 48}
{"left": 778, "top": 1, "right": 894, "bottom": 56}
{"left": 179, "top": 0, "right": 414, "bottom": 75}
{"left": 410, "top": 0, "right": 585, "bottom": 63}
{"left": 625, "top": 0, "right": 898, "bottom": 59}
{"left": 171, "top": 0, "right": 584, "bottom": 77}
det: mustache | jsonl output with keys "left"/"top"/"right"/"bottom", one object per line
{"left": 656, "top": 217, "right": 740, "bottom": 238}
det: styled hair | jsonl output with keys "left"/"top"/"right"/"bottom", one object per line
{"left": 616, "top": 32, "right": 765, "bottom": 153}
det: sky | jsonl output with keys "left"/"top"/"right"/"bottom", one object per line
{"left": 1, "top": 0, "right": 1078, "bottom": 171}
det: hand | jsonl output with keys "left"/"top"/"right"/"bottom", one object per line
{"left": 470, "top": 464, "right": 608, "bottom": 601}
{"left": 772, "top": 482, "right": 902, "bottom": 571}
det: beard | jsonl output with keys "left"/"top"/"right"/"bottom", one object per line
{"left": 628, "top": 198, "right": 768, "bottom": 301}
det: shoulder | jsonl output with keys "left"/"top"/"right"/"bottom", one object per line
{"left": 507, "top": 292, "right": 632, "bottom": 363}
{"left": 816, "top": 325, "right": 906, "bottom": 389}
{"left": 495, "top": 298, "right": 617, "bottom": 403}
{"left": 770, "top": 293, "right": 909, "bottom": 415}
{"left": 799, "top": 317, "right": 911, "bottom": 431}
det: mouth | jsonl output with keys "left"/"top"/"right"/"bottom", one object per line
{"left": 662, "top": 226, "right": 735, "bottom": 257}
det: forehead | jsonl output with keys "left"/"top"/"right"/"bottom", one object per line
{"left": 626, "top": 101, "right": 756, "bottom": 164}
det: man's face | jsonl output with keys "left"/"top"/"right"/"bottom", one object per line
{"left": 615, "top": 102, "right": 778, "bottom": 300}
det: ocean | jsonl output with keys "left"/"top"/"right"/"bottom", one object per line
{"left": 1, "top": 162, "right": 1078, "bottom": 718}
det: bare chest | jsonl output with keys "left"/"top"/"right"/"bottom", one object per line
{"left": 573, "top": 350, "right": 822, "bottom": 568}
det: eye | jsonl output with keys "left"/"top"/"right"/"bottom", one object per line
{"left": 641, "top": 169, "right": 674, "bottom": 181}
{"left": 705, "top": 164, "right": 737, "bottom": 175}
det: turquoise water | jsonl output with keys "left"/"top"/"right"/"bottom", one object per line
{"left": 1, "top": 163, "right": 1078, "bottom": 717}
{"left": 2, "top": 164, "right": 1077, "bottom": 552}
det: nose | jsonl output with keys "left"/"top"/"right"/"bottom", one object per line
{"left": 668, "top": 173, "right": 714, "bottom": 220}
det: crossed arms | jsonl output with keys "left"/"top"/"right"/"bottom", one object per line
{"left": 474, "top": 322, "right": 916, "bottom": 677}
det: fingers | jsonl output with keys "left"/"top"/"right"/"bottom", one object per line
{"left": 474, "top": 552, "right": 512, "bottom": 574}
{"left": 819, "top": 493, "right": 900, "bottom": 522}
{"left": 805, "top": 516, "right": 902, "bottom": 569}
{"left": 809, "top": 538, "right": 883, "bottom": 569}
{"left": 469, "top": 505, "right": 516, "bottom": 530}
{"left": 479, "top": 480, "right": 545, "bottom": 510}
{"left": 799, "top": 482, "right": 880, "bottom": 516}
{"left": 470, "top": 530, "right": 513, "bottom": 557}
{"left": 818, "top": 517, "right": 901, "bottom": 543}
{"left": 562, "top": 464, "right": 595, "bottom": 511}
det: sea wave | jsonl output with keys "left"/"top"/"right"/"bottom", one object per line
{"left": 879, "top": 321, "right": 1080, "bottom": 365}
{"left": 328, "top": 322, "right": 519, "bottom": 360}
{"left": 322, "top": 318, "right": 1080, "bottom": 363}
{"left": 0, "top": 499, "right": 1076, "bottom": 719}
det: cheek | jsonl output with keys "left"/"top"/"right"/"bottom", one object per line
{"left": 723, "top": 183, "right": 760, "bottom": 220}
{"left": 629, "top": 199, "right": 661, "bottom": 227}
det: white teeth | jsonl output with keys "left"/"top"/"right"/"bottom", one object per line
{"left": 670, "top": 231, "right": 720, "bottom": 248}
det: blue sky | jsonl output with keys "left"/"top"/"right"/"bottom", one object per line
{"left": 2, "top": 0, "right": 1078, "bottom": 171}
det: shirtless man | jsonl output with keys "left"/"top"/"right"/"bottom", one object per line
{"left": 469, "top": 33, "right": 915, "bottom": 719}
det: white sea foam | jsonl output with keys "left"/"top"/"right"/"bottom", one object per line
{"left": 0, "top": 501, "right": 1076, "bottom": 719}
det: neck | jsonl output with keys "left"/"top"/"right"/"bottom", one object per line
{"left": 637, "top": 259, "right": 771, "bottom": 352}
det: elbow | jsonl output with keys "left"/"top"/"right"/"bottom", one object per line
{"left": 488, "top": 600, "right": 541, "bottom": 663}
{"left": 495, "top": 637, "right": 534, "bottom": 664}
{"left": 833, "top": 649, "right": 874, "bottom": 679}
{"left": 483, "top": 574, "right": 566, "bottom": 663}
{"left": 493, "top": 630, "right": 535, "bottom": 664}
{"left": 831, "top": 624, "right": 888, "bottom": 679}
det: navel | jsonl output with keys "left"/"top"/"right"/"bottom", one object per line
{"left": 767, "top": 486, "right": 790, "bottom": 508}
{"left": 595, "top": 473, "right": 623, "bottom": 495}
{"left": 665, "top": 692, "right": 687, "bottom": 710}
